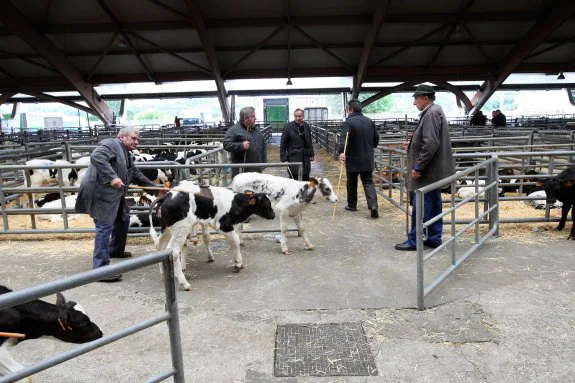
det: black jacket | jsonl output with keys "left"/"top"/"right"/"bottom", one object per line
{"left": 492, "top": 113, "right": 506, "bottom": 127}
{"left": 280, "top": 121, "right": 314, "bottom": 162}
{"left": 223, "top": 122, "right": 267, "bottom": 165}
{"left": 338, "top": 112, "right": 379, "bottom": 173}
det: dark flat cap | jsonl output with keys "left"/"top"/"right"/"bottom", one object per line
{"left": 412, "top": 84, "right": 435, "bottom": 97}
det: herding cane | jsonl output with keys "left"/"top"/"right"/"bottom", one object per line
{"left": 404, "top": 113, "right": 410, "bottom": 235}
{"left": 332, "top": 132, "right": 349, "bottom": 221}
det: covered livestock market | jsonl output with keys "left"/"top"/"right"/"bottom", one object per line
{"left": 1, "top": 0, "right": 575, "bottom": 382}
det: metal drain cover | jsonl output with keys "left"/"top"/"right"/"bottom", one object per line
{"left": 274, "top": 323, "right": 378, "bottom": 377}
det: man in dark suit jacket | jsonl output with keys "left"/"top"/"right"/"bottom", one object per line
{"left": 395, "top": 85, "right": 455, "bottom": 251}
{"left": 75, "top": 127, "right": 158, "bottom": 282}
{"left": 280, "top": 108, "right": 315, "bottom": 181}
{"left": 491, "top": 109, "right": 507, "bottom": 127}
{"left": 338, "top": 99, "right": 380, "bottom": 218}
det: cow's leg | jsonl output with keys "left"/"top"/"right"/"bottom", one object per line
{"left": 279, "top": 211, "right": 290, "bottom": 254}
{"left": 235, "top": 223, "right": 244, "bottom": 246}
{"left": 569, "top": 204, "right": 575, "bottom": 240}
{"left": 201, "top": 223, "right": 215, "bottom": 262}
{"left": 168, "top": 226, "right": 192, "bottom": 291}
{"left": 293, "top": 213, "right": 314, "bottom": 251}
{"left": 223, "top": 230, "right": 243, "bottom": 271}
{"left": 557, "top": 203, "right": 570, "bottom": 231}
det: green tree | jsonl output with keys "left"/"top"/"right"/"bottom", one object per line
{"left": 359, "top": 93, "right": 394, "bottom": 113}
{"left": 134, "top": 110, "right": 168, "bottom": 121}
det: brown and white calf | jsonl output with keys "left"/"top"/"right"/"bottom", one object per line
{"left": 149, "top": 181, "right": 275, "bottom": 291}
{"left": 231, "top": 172, "right": 338, "bottom": 254}
{"left": 0, "top": 286, "right": 102, "bottom": 381}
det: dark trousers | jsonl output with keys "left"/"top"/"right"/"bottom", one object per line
{"left": 287, "top": 165, "right": 310, "bottom": 181}
{"left": 406, "top": 189, "right": 443, "bottom": 247}
{"left": 346, "top": 171, "right": 378, "bottom": 211}
{"left": 92, "top": 203, "right": 129, "bottom": 269}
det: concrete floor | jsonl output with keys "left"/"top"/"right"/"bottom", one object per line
{"left": 1, "top": 139, "right": 574, "bottom": 382}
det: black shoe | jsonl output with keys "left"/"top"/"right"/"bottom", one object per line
{"left": 371, "top": 210, "right": 379, "bottom": 218}
{"left": 394, "top": 242, "right": 417, "bottom": 251}
{"left": 110, "top": 252, "right": 132, "bottom": 258}
{"left": 424, "top": 241, "right": 441, "bottom": 249}
{"left": 345, "top": 206, "right": 357, "bottom": 211}
{"left": 98, "top": 274, "right": 122, "bottom": 282}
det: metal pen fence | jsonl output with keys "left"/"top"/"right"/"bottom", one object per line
{"left": 415, "top": 157, "right": 499, "bottom": 310}
{"left": 0, "top": 249, "right": 185, "bottom": 383}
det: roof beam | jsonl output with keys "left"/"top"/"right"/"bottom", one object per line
{"left": 432, "top": 81, "right": 472, "bottom": 112}
{"left": 95, "top": 0, "right": 154, "bottom": 82}
{"left": 469, "top": 0, "right": 575, "bottom": 114}
{"left": 361, "top": 82, "right": 417, "bottom": 107}
{"left": 292, "top": 25, "right": 354, "bottom": 72}
{"left": 1, "top": 12, "right": 573, "bottom": 36}
{"left": 0, "top": 92, "right": 16, "bottom": 105}
{"left": 87, "top": 32, "right": 119, "bottom": 81}
{"left": 352, "top": 0, "right": 392, "bottom": 98}
{"left": 0, "top": 64, "right": 20, "bottom": 84}
{"left": 0, "top": 0, "right": 112, "bottom": 124}
{"left": 183, "top": 0, "right": 230, "bottom": 123}
{"left": 29, "top": 92, "right": 95, "bottom": 115}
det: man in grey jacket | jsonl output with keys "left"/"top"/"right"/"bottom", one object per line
{"left": 223, "top": 106, "right": 267, "bottom": 179}
{"left": 75, "top": 127, "right": 158, "bottom": 281}
{"left": 395, "top": 85, "right": 455, "bottom": 251}
{"left": 338, "top": 99, "right": 380, "bottom": 218}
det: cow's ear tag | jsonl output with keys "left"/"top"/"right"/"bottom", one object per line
{"left": 535, "top": 180, "right": 543, "bottom": 187}
{"left": 244, "top": 190, "right": 254, "bottom": 196}
{"left": 564, "top": 180, "right": 573, "bottom": 188}
{"left": 248, "top": 195, "right": 257, "bottom": 205}
{"left": 309, "top": 178, "right": 318, "bottom": 187}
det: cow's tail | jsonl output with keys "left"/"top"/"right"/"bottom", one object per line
{"left": 149, "top": 195, "right": 169, "bottom": 249}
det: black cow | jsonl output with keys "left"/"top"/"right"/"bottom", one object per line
{"left": 540, "top": 167, "right": 575, "bottom": 239}
{"left": 0, "top": 286, "right": 103, "bottom": 379}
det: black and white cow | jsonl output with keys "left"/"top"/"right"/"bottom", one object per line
{"left": 539, "top": 167, "right": 575, "bottom": 239}
{"left": 231, "top": 173, "right": 338, "bottom": 255}
{"left": 149, "top": 180, "right": 275, "bottom": 290}
{"left": 0, "top": 286, "right": 102, "bottom": 380}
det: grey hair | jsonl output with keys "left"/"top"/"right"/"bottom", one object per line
{"left": 117, "top": 126, "right": 139, "bottom": 137}
{"left": 347, "top": 99, "right": 363, "bottom": 113}
{"left": 294, "top": 108, "right": 304, "bottom": 115}
{"left": 239, "top": 106, "right": 255, "bottom": 122}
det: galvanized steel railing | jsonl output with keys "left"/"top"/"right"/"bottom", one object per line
{"left": 0, "top": 249, "right": 185, "bottom": 383}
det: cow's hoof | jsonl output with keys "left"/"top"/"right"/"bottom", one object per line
{"left": 240, "top": 242, "right": 245, "bottom": 247}
{"left": 306, "top": 245, "right": 315, "bottom": 251}
{"left": 207, "top": 258, "right": 215, "bottom": 263}
{"left": 282, "top": 249, "right": 289, "bottom": 255}
{"left": 234, "top": 264, "right": 244, "bottom": 272}
{"left": 556, "top": 226, "right": 565, "bottom": 231}
{"left": 182, "top": 283, "right": 192, "bottom": 291}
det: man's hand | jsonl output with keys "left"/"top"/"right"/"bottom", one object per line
{"left": 110, "top": 177, "right": 124, "bottom": 189}
{"left": 338, "top": 153, "right": 345, "bottom": 163}
{"left": 310, "top": 156, "right": 315, "bottom": 161}
{"left": 411, "top": 169, "right": 421, "bottom": 179}
{"left": 243, "top": 140, "right": 250, "bottom": 150}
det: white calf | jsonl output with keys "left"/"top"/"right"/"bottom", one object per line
{"left": 149, "top": 181, "right": 275, "bottom": 290}
{"left": 231, "top": 172, "right": 338, "bottom": 255}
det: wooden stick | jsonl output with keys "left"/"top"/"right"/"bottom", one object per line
{"left": 128, "top": 185, "right": 171, "bottom": 191}
{"left": 0, "top": 332, "right": 25, "bottom": 339}
{"left": 405, "top": 114, "right": 410, "bottom": 235}
{"left": 332, "top": 132, "right": 349, "bottom": 221}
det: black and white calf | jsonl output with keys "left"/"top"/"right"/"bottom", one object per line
{"left": 539, "top": 167, "right": 575, "bottom": 239}
{"left": 232, "top": 173, "right": 338, "bottom": 255}
{"left": 0, "top": 286, "right": 102, "bottom": 380}
{"left": 149, "top": 180, "right": 275, "bottom": 290}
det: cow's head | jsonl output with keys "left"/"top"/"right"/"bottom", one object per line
{"left": 246, "top": 191, "right": 275, "bottom": 219}
{"left": 537, "top": 177, "right": 574, "bottom": 204}
{"left": 52, "top": 292, "right": 103, "bottom": 344}
{"left": 310, "top": 177, "right": 338, "bottom": 203}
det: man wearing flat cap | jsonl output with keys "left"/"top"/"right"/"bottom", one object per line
{"left": 395, "top": 85, "right": 454, "bottom": 251}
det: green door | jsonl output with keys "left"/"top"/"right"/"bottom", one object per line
{"left": 266, "top": 105, "right": 288, "bottom": 131}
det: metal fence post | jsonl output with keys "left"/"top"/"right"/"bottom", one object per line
{"left": 416, "top": 190, "right": 425, "bottom": 310}
{"left": 162, "top": 254, "right": 186, "bottom": 383}
{"left": 488, "top": 156, "right": 500, "bottom": 236}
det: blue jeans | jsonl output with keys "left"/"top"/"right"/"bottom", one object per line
{"left": 93, "top": 206, "right": 130, "bottom": 269}
{"left": 406, "top": 189, "right": 443, "bottom": 247}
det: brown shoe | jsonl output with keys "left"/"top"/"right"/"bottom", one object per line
{"left": 98, "top": 274, "right": 123, "bottom": 282}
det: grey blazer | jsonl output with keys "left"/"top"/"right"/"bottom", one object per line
{"left": 407, "top": 104, "right": 455, "bottom": 191}
{"left": 75, "top": 138, "right": 157, "bottom": 223}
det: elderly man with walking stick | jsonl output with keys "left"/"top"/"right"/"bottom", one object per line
{"left": 338, "top": 99, "right": 380, "bottom": 219}
{"left": 395, "top": 84, "right": 454, "bottom": 251}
